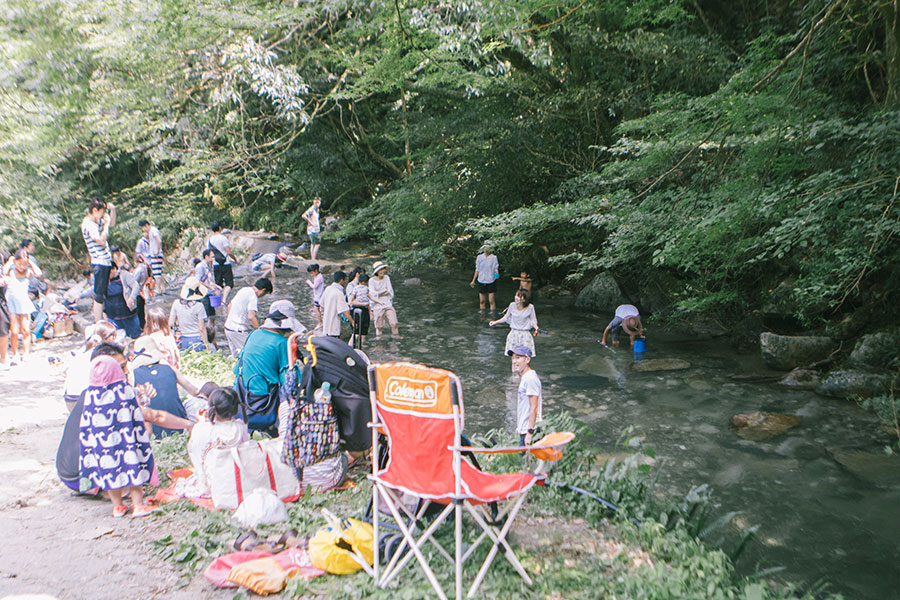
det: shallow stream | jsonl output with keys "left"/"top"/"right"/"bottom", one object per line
{"left": 257, "top": 249, "right": 899, "bottom": 600}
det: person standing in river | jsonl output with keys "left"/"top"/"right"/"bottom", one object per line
{"left": 302, "top": 195, "right": 322, "bottom": 260}
{"left": 470, "top": 243, "right": 499, "bottom": 311}
{"left": 370, "top": 261, "right": 399, "bottom": 338}
{"left": 81, "top": 198, "right": 116, "bottom": 323}
{"left": 489, "top": 288, "right": 539, "bottom": 361}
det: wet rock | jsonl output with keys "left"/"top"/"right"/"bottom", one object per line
{"left": 759, "top": 332, "right": 837, "bottom": 370}
{"left": 729, "top": 412, "right": 801, "bottom": 441}
{"left": 816, "top": 369, "right": 896, "bottom": 399}
{"left": 778, "top": 368, "right": 820, "bottom": 390}
{"left": 848, "top": 333, "right": 900, "bottom": 370}
{"left": 574, "top": 273, "right": 627, "bottom": 312}
{"left": 402, "top": 278, "right": 422, "bottom": 287}
{"left": 630, "top": 358, "right": 690, "bottom": 372}
{"left": 827, "top": 447, "right": 900, "bottom": 486}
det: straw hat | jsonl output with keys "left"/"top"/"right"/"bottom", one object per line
{"left": 130, "top": 335, "right": 169, "bottom": 369}
{"left": 372, "top": 261, "right": 388, "bottom": 274}
{"left": 180, "top": 276, "right": 208, "bottom": 301}
{"left": 260, "top": 300, "right": 306, "bottom": 333}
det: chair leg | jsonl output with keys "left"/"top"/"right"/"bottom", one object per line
{"left": 465, "top": 494, "right": 534, "bottom": 598}
{"left": 455, "top": 501, "right": 463, "bottom": 600}
{"left": 380, "top": 491, "right": 452, "bottom": 600}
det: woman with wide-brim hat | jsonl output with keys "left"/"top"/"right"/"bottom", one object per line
{"left": 369, "top": 261, "right": 400, "bottom": 338}
{"left": 169, "top": 276, "right": 212, "bottom": 352}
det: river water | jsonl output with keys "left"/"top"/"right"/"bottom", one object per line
{"left": 261, "top": 249, "right": 899, "bottom": 600}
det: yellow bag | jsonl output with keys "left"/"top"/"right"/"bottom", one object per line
{"left": 308, "top": 509, "right": 375, "bottom": 575}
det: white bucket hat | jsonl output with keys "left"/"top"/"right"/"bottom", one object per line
{"left": 260, "top": 300, "right": 306, "bottom": 333}
{"left": 372, "top": 261, "right": 388, "bottom": 274}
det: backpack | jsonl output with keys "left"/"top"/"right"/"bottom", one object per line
{"left": 208, "top": 241, "right": 228, "bottom": 265}
{"left": 281, "top": 363, "right": 341, "bottom": 468}
{"left": 235, "top": 345, "right": 281, "bottom": 435}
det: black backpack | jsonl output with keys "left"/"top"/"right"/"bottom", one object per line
{"left": 208, "top": 241, "right": 228, "bottom": 265}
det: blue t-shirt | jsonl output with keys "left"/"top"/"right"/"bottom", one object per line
{"left": 234, "top": 329, "right": 289, "bottom": 396}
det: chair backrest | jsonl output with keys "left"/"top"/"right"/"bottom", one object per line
{"left": 368, "top": 362, "right": 464, "bottom": 498}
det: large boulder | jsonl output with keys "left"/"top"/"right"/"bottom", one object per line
{"left": 575, "top": 273, "right": 627, "bottom": 312}
{"left": 759, "top": 333, "right": 837, "bottom": 370}
{"left": 816, "top": 369, "right": 897, "bottom": 399}
{"left": 848, "top": 333, "right": 900, "bottom": 370}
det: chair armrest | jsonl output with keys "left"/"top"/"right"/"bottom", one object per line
{"left": 450, "top": 431, "right": 576, "bottom": 461}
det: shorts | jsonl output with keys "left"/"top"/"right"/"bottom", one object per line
{"left": 148, "top": 255, "right": 163, "bottom": 278}
{"left": 111, "top": 314, "right": 142, "bottom": 339}
{"left": 178, "top": 335, "right": 206, "bottom": 352}
{"left": 0, "top": 300, "right": 9, "bottom": 337}
{"left": 201, "top": 294, "right": 216, "bottom": 317}
{"left": 308, "top": 231, "right": 321, "bottom": 245}
{"left": 373, "top": 306, "right": 398, "bottom": 329}
{"left": 352, "top": 307, "right": 370, "bottom": 336}
{"left": 477, "top": 281, "right": 497, "bottom": 294}
{"left": 213, "top": 264, "right": 234, "bottom": 289}
{"left": 91, "top": 263, "right": 112, "bottom": 303}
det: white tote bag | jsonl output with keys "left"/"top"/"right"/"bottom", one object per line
{"left": 206, "top": 437, "right": 300, "bottom": 510}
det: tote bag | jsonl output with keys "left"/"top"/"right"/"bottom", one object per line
{"left": 206, "top": 438, "right": 300, "bottom": 510}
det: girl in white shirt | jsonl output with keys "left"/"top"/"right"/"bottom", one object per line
{"left": 489, "top": 289, "right": 539, "bottom": 359}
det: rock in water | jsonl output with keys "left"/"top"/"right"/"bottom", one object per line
{"left": 402, "top": 278, "right": 422, "bottom": 287}
{"left": 575, "top": 273, "right": 627, "bottom": 312}
{"left": 730, "top": 412, "right": 801, "bottom": 441}
{"left": 827, "top": 447, "right": 900, "bottom": 486}
{"left": 848, "top": 333, "right": 900, "bottom": 369}
{"left": 816, "top": 369, "right": 896, "bottom": 399}
{"left": 778, "top": 368, "right": 820, "bottom": 390}
{"left": 759, "top": 333, "right": 837, "bottom": 370}
{"left": 630, "top": 358, "right": 690, "bottom": 372}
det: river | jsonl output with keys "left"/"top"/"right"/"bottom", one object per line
{"left": 259, "top": 247, "right": 899, "bottom": 600}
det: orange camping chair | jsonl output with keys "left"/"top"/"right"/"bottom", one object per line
{"left": 367, "top": 362, "right": 574, "bottom": 600}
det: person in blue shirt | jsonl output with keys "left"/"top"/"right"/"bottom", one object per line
{"left": 233, "top": 300, "right": 306, "bottom": 434}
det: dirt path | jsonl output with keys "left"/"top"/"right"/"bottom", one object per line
{"left": 0, "top": 337, "right": 225, "bottom": 600}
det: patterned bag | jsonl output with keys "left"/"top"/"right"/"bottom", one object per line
{"left": 282, "top": 365, "right": 341, "bottom": 468}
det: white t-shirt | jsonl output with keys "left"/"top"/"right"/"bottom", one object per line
{"left": 225, "top": 287, "right": 259, "bottom": 331}
{"left": 208, "top": 233, "right": 232, "bottom": 265}
{"left": 475, "top": 253, "right": 499, "bottom": 284}
{"left": 304, "top": 205, "right": 320, "bottom": 234}
{"left": 147, "top": 226, "right": 162, "bottom": 255}
{"left": 307, "top": 273, "right": 325, "bottom": 304}
{"left": 516, "top": 369, "right": 543, "bottom": 435}
{"left": 321, "top": 282, "right": 350, "bottom": 336}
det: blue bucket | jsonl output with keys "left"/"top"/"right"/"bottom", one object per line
{"left": 208, "top": 294, "right": 222, "bottom": 308}
{"left": 633, "top": 338, "right": 647, "bottom": 353}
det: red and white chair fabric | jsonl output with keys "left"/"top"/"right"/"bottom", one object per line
{"left": 367, "top": 362, "right": 574, "bottom": 600}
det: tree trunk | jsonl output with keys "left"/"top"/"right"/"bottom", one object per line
{"left": 882, "top": 2, "right": 900, "bottom": 106}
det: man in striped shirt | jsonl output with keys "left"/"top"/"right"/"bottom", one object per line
{"left": 81, "top": 198, "right": 116, "bottom": 322}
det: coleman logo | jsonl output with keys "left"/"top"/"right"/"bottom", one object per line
{"left": 385, "top": 376, "right": 437, "bottom": 407}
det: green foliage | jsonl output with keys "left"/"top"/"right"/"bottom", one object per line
{"left": 180, "top": 349, "right": 237, "bottom": 387}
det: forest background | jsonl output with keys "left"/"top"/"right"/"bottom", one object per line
{"left": 2, "top": 0, "right": 899, "bottom": 333}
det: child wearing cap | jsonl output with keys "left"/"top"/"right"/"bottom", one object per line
{"left": 511, "top": 345, "right": 542, "bottom": 446}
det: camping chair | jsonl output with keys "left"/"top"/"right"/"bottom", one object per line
{"left": 367, "top": 362, "right": 574, "bottom": 600}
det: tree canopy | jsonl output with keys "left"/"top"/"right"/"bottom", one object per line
{"left": 2, "top": 0, "right": 898, "bottom": 326}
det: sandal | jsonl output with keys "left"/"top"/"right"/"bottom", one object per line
{"left": 276, "top": 529, "right": 307, "bottom": 549}
{"left": 231, "top": 530, "right": 259, "bottom": 552}
{"left": 112, "top": 504, "right": 129, "bottom": 518}
{"left": 132, "top": 504, "right": 157, "bottom": 518}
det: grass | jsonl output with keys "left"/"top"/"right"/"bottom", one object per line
{"left": 149, "top": 355, "right": 844, "bottom": 599}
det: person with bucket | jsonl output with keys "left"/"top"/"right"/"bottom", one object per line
{"left": 599, "top": 304, "right": 644, "bottom": 349}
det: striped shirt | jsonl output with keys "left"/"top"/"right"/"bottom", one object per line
{"left": 81, "top": 216, "right": 112, "bottom": 266}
